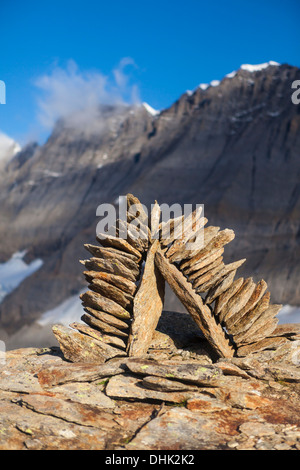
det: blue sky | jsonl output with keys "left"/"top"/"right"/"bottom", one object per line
{"left": 0, "top": 0, "right": 299, "bottom": 144}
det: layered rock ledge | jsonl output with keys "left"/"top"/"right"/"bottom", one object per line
{"left": 1, "top": 311, "right": 300, "bottom": 450}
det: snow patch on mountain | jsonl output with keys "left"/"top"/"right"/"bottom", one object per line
{"left": 38, "top": 290, "right": 85, "bottom": 326}
{"left": 0, "top": 132, "right": 21, "bottom": 166}
{"left": 142, "top": 102, "right": 160, "bottom": 116}
{"left": 0, "top": 251, "right": 43, "bottom": 303}
{"left": 241, "top": 61, "right": 280, "bottom": 73}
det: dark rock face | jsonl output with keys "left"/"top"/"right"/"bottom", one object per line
{"left": 0, "top": 64, "right": 300, "bottom": 334}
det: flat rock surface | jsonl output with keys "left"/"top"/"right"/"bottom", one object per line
{"left": 0, "top": 314, "right": 300, "bottom": 450}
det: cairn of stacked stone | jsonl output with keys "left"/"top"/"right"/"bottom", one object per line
{"left": 53, "top": 193, "right": 300, "bottom": 363}
{"left": 156, "top": 206, "right": 290, "bottom": 358}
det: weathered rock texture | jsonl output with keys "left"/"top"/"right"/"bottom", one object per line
{"left": 1, "top": 319, "right": 300, "bottom": 450}
{"left": 52, "top": 194, "right": 299, "bottom": 362}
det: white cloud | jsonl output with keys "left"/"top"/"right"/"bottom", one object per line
{"left": 34, "top": 58, "right": 141, "bottom": 131}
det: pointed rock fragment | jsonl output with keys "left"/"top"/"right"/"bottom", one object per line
{"left": 127, "top": 240, "right": 165, "bottom": 356}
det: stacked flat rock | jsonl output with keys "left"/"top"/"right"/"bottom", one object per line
{"left": 53, "top": 194, "right": 165, "bottom": 363}
{"left": 156, "top": 208, "right": 294, "bottom": 357}
{"left": 53, "top": 193, "right": 299, "bottom": 363}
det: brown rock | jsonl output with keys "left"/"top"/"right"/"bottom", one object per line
{"left": 96, "top": 233, "right": 142, "bottom": 261}
{"left": 226, "top": 280, "right": 268, "bottom": 332}
{"left": 235, "top": 304, "right": 281, "bottom": 346}
{"left": 270, "top": 323, "right": 300, "bottom": 338}
{"left": 18, "top": 394, "right": 119, "bottom": 429}
{"left": 80, "top": 291, "right": 132, "bottom": 320}
{"left": 83, "top": 270, "right": 137, "bottom": 296}
{"left": 70, "top": 322, "right": 127, "bottom": 350}
{"left": 141, "top": 376, "right": 199, "bottom": 392}
{"left": 37, "top": 358, "right": 128, "bottom": 387}
{"left": 206, "top": 272, "right": 241, "bottom": 306}
{"left": 89, "top": 278, "right": 133, "bottom": 309}
{"left": 126, "top": 193, "right": 148, "bottom": 225}
{"left": 52, "top": 325, "right": 125, "bottom": 363}
{"left": 81, "top": 313, "right": 129, "bottom": 338}
{"left": 179, "top": 226, "right": 221, "bottom": 268}
{"left": 231, "top": 292, "right": 271, "bottom": 342}
{"left": 182, "top": 247, "right": 224, "bottom": 275}
{"left": 192, "top": 263, "right": 225, "bottom": 289}
{"left": 80, "top": 257, "right": 138, "bottom": 282}
{"left": 166, "top": 217, "right": 208, "bottom": 263}
{"left": 150, "top": 200, "right": 161, "bottom": 239}
{"left": 83, "top": 307, "right": 129, "bottom": 329}
{"left": 219, "top": 278, "right": 255, "bottom": 324}
{"left": 125, "top": 358, "right": 224, "bottom": 386}
{"left": 159, "top": 214, "right": 185, "bottom": 246}
{"left": 127, "top": 240, "right": 165, "bottom": 357}
{"left": 84, "top": 244, "right": 140, "bottom": 269}
{"left": 195, "top": 259, "right": 245, "bottom": 294}
{"left": 236, "top": 336, "right": 288, "bottom": 357}
{"left": 214, "top": 278, "right": 244, "bottom": 314}
{"left": 155, "top": 247, "right": 235, "bottom": 358}
{"left": 105, "top": 374, "right": 198, "bottom": 403}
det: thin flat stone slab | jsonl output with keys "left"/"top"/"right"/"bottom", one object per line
{"left": 195, "top": 259, "right": 246, "bottom": 294}
{"left": 269, "top": 323, "right": 300, "bottom": 338}
{"left": 166, "top": 217, "right": 208, "bottom": 263}
{"left": 70, "top": 322, "right": 127, "bottom": 350}
{"left": 155, "top": 248, "right": 234, "bottom": 358}
{"left": 81, "top": 313, "right": 129, "bottom": 338}
{"left": 234, "top": 304, "right": 281, "bottom": 346}
{"left": 240, "top": 317, "right": 279, "bottom": 346}
{"left": 105, "top": 374, "right": 199, "bottom": 403}
{"left": 125, "top": 358, "right": 224, "bottom": 387}
{"left": 182, "top": 248, "right": 224, "bottom": 276}
{"left": 231, "top": 292, "right": 271, "bottom": 340}
{"left": 126, "top": 193, "right": 148, "bottom": 225}
{"left": 165, "top": 206, "right": 204, "bottom": 258}
{"left": 52, "top": 325, "right": 125, "bottom": 363}
{"left": 181, "top": 228, "right": 234, "bottom": 270}
{"left": 225, "top": 280, "right": 268, "bottom": 331}
{"left": 127, "top": 241, "right": 165, "bottom": 357}
{"left": 96, "top": 233, "right": 142, "bottom": 261}
{"left": 265, "top": 363, "right": 300, "bottom": 383}
{"left": 84, "top": 244, "right": 140, "bottom": 269}
{"left": 83, "top": 271, "right": 137, "bottom": 296}
{"left": 179, "top": 226, "right": 221, "bottom": 269}
{"left": 89, "top": 279, "right": 133, "bottom": 309}
{"left": 114, "top": 219, "right": 147, "bottom": 252}
{"left": 18, "top": 394, "right": 119, "bottom": 429}
{"left": 191, "top": 263, "right": 225, "bottom": 289}
{"left": 205, "top": 271, "right": 239, "bottom": 305}
{"left": 219, "top": 278, "right": 255, "bottom": 324}
{"left": 37, "top": 358, "right": 128, "bottom": 387}
{"left": 80, "top": 257, "right": 138, "bottom": 282}
{"left": 159, "top": 214, "right": 185, "bottom": 246}
{"left": 83, "top": 307, "right": 129, "bottom": 330}
{"left": 80, "top": 291, "right": 131, "bottom": 320}
{"left": 141, "top": 376, "right": 199, "bottom": 392}
{"left": 150, "top": 200, "right": 161, "bottom": 239}
{"left": 214, "top": 278, "right": 244, "bottom": 314}
{"left": 236, "top": 336, "right": 289, "bottom": 357}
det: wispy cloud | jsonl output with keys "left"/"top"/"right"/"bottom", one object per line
{"left": 34, "top": 58, "right": 141, "bottom": 131}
